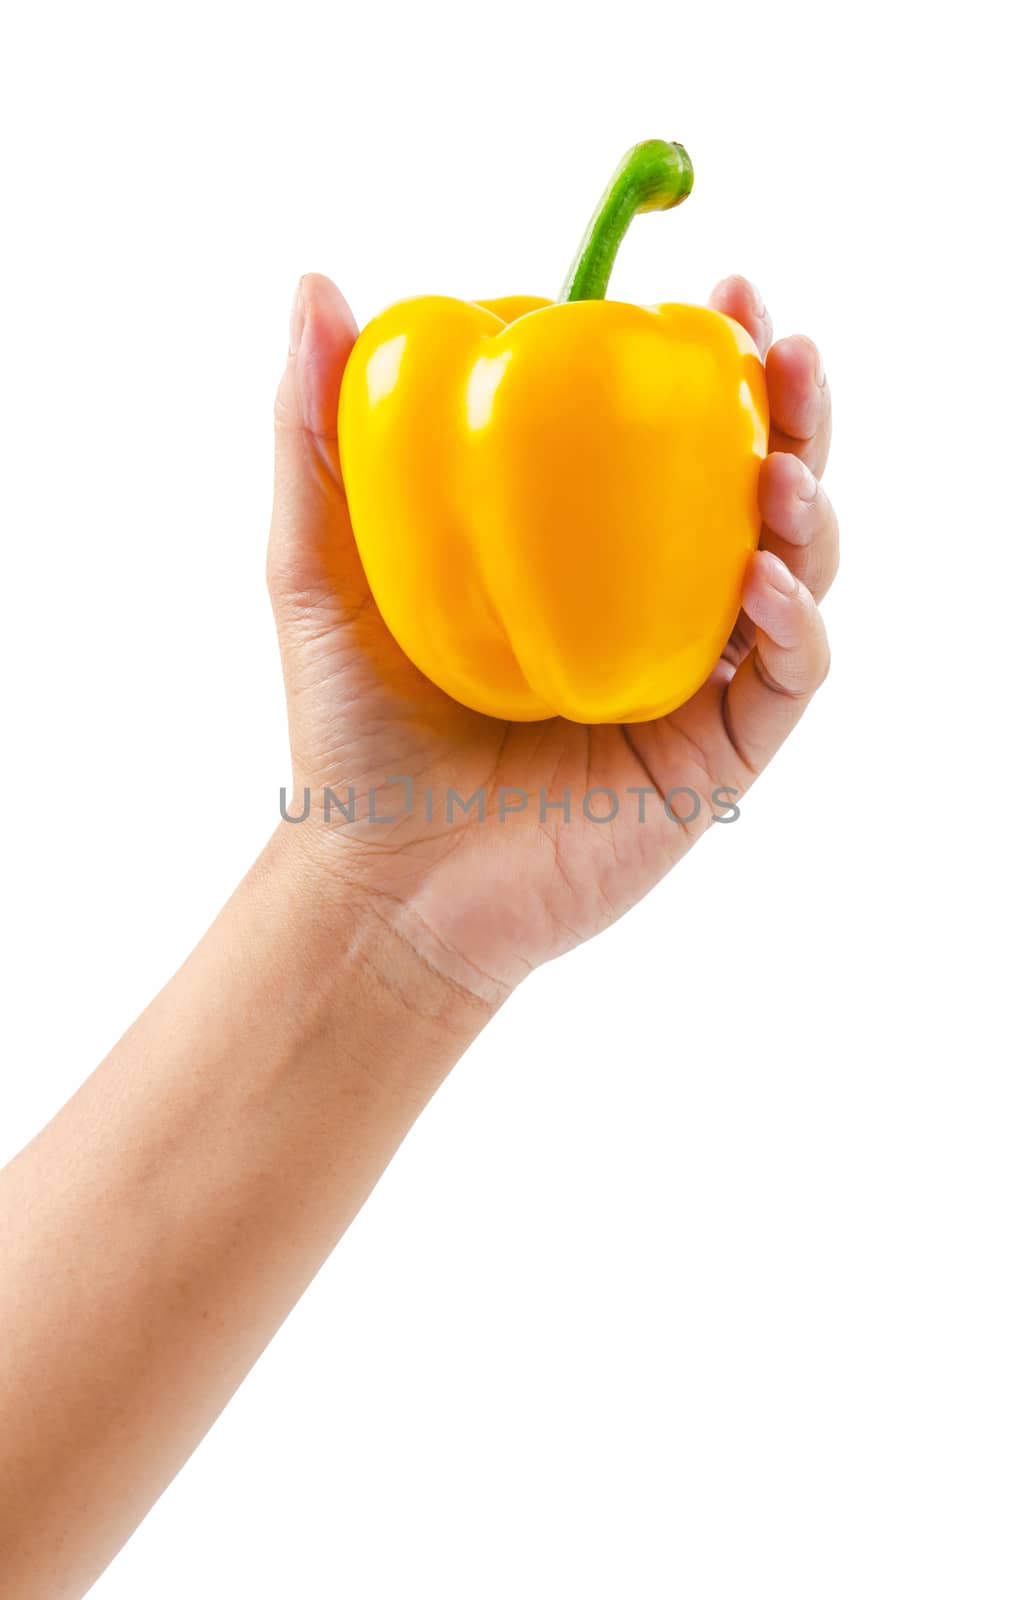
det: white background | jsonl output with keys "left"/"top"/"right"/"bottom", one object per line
{"left": 1, "top": 2, "right": 1009, "bottom": 1595}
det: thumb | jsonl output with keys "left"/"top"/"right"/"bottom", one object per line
{"left": 267, "top": 273, "right": 364, "bottom": 613}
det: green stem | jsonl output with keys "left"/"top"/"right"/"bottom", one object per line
{"left": 559, "top": 139, "right": 694, "bottom": 303}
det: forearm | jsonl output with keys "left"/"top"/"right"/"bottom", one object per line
{"left": 0, "top": 827, "right": 494, "bottom": 1599}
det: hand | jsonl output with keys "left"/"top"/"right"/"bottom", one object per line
{"left": 269, "top": 275, "right": 837, "bottom": 1006}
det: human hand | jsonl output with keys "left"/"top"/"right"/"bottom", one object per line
{"left": 268, "top": 274, "right": 837, "bottom": 1006}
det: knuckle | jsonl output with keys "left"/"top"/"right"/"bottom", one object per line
{"left": 814, "top": 638, "right": 832, "bottom": 690}
{"left": 808, "top": 540, "right": 840, "bottom": 600}
{"left": 754, "top": 649, "right": 805, "bottom": 701}
{"left": 819, "top": 502, "right": 841, "bottom": 571}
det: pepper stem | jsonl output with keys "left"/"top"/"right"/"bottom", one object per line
{"left": 559, "top": 139, "right": 694, "bottom": 303}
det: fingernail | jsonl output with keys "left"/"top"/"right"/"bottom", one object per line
{"left": 796, "top": 460, "right": 819, "bottom": 502}
{"left": 765, "top": 552, "right": 798, "bottom": 597}
{"left": 813, "top": 345, "right": 826, "bottom": 388}
{"left": 289, "top": 279, "right": 306, "bottom": 356}
{"left": 750, "top": 282, "right": 767, "bottom": 323}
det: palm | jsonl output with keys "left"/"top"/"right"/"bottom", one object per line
{"left": 282, "top": 510, "right": 756, "bottom": 991}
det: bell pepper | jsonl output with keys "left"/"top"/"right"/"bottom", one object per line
{"left": 337, "top": 139, "right": 768, "bottom": 723}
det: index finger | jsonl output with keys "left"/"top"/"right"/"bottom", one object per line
{"left": 708, "top": 275, "right": 773, "bottom": 360}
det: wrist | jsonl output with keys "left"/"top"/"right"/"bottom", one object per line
{"left": 272, "top": 802, "right": 524, "bottom": 1009}
{"left": 258, "top": 822, "right": 504, "bottom": 1099}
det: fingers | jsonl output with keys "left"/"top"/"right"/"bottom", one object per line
{"left": 766, "top": 334, "right": 832, "bottom": 477}
{"left": 709, "top": 280, "right": 832, "bottom": 477}
{"left": 721, "top": 550, "right": 830, "bottom": 776}
{"left": 700, "top": 283, "right": 834, "bottom": 777}
{"left": 267, "top": 274, "right": 367, "bottom": 616}
{"left": 709, "top": 275, "right": 773, "bottom": 359}
{"left": 758, "top": 451, "right": 840, "bottom": 604}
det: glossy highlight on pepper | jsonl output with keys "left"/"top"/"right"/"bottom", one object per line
{"left": 338, "top": 139, "right": 769, "bottom": 723}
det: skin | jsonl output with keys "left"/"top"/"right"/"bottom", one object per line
{"left": 0, "top": 272, "right": 837, "bottom": 1598}
{"left": 276, "top": 273, "right": 835, "bottom": 1002}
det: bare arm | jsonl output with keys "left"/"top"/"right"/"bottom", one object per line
{"left": 0, "top": 828, "right": 492, "bottom": 1598}
{"left": 0, "top": 268, "right": 835, "bottom": 1597}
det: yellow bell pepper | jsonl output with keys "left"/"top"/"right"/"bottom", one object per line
{"left": 338, "top": 140, "right": 768, "bottom": 724}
